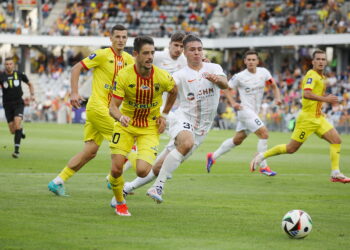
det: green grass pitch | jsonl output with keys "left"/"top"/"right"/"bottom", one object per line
{"left": 0, "top": 122, "right": 349, "bottom": 249}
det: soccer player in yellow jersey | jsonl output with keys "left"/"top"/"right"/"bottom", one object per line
{"left": 108, "top": 36, "right": 178, "bottom": 216}
{"left": 48, "top": 25, "right": 134, "bottom": 196}
{"left": 250, "top": 49, "right": 350, "bottom": 183}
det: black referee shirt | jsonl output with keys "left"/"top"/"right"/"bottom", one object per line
{"left": 0, "top": 71, "right": 29, "bottom": 104}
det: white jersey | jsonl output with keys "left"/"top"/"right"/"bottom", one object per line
{"left": 154, "top": 50, "right": 187, "bottom": 111}
{"left": 172, "top": 62, "right": 226, "bottom": 135}
{"left": 154, "top": 50, "right": 187, "bottom": 75}
{"left": 228, "top": 67, "right": 272, "bottom": 113}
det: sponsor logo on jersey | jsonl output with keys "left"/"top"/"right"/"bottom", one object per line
{"left": 154, "top": 83, "right": 160, "bottom": 92}
{"left": 197, "top": 88, "right": 214, "bottom": 99}
{"left": 104, "top": 83, "right": 115, "bottom": 91}
{"left": 128, "top": 100, "right": 158, "bottom": 109}
{"left": 89, "top": 53, "right": 97, "bottom": 60}
{"left": 128, "top": 84, "right": 135, "bottom": 88}
{"left": 3, "top": 82, "right": 8, "bottom": 88}
{"left": 244, "top": 86, "right": 264, "bottom": 93}
{"left": 141, "top": 85, "right": 150, "bottom": 90}
{"left": 187, "top": 79, "right": 196, "bottom": 83}
{"left": 109, "top": 60, "right": 114, "bottom": 63}
{"left": 187, "top": 92, "right": 195, "bottom": 101}
{"left": 117, "top": 61, "right": 123, "bottom": 66}
{"left": 306, "top": 78, "right": 312, "bottom": 84}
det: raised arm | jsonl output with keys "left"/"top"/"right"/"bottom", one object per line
{"left": 205, "top": 74, "right": 228, "bottom": 89}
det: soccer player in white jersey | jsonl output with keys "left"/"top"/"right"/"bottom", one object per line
{"left": 110, "top": 35, "right": 227, "bottom": 206}
{"left": 117, "top": 35, "right": 228, "bottom": 204}
{"left": 206, "top": 50, "right": 281, "bottom": 176}
{"left": 153, "top": 31, "right": 187, "bottom": 74}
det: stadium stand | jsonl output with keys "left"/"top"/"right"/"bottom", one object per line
{"left": 43, "top": 0, "right": 218, "bottom": 38}
{"left": 0, "top": 0, "right": 350, "bottom": 133}
{"left": 222, "top": 0, "right": 350, "bottom": 37}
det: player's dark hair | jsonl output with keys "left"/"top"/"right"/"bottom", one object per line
{"left": 312, "top": 49, "right": 326, "bottom": 59}
{"left": 5, "top": 57, "right": 13, "bottom": 61}
{"left": 183, "top": 34, "right": 202, "bottom": 47}
{"left": 170, "top": 31, "right": 185, "bottom": 43}
{"left": 111, "top": 24, "right": 127, "bottom": 34}
{"left": 133, "top": 36, "right": 154, "bottom": 53}
{"left": 244, "top": 50, "right": 259, "bottom": 59}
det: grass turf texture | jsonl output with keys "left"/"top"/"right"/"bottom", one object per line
{"left": 0, "top": 122, "right": 349, "bottom": 249}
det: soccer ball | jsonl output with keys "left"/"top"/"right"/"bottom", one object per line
{"left": 281, "top": 210, "right": 312, "bottom": 239}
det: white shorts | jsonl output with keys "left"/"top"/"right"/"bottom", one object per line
{"left": 236, "top": 108, "right": 264, "bottom": 133}
{"left": 166, "top": 112, "right": 207, "bottom": 161}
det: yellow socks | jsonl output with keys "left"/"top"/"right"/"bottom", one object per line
{"left": 58, "top": 166, "right": 76, "bottom": 182}
{"left": 330, "top": 144, "right": 341, "bottom": 171}
{"left": 263, "top": 144, "right": 287, "bottom": 159}
{"left": 109, "top": 174, "right": 125, "bottom": 203}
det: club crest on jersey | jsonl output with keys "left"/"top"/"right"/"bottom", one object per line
{"left": 89, "top": 53, "right": 96, "bottom": 60}
{"left": 187, "top": 92, "right": 195, "bottom": 101}
{"left": 202, "top": 72, "right": 209, "bottom": 79}
{"left": 154, "top": 83, "right": 160, "bottom": 92}
{"left": 306, "top": 78, "right": 312, "bottom": 84}
{"left": 128, "top": 83, "right": 135, "bottom": 88}
{"left": 109, "top": 60, "right": 114, "bottom": 63}
{"left": 141, "top": 85, "right": 150, "bottom": 90}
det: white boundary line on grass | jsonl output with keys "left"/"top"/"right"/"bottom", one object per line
{"left": 0, "top": 173, "right": 328, "bottom": 176}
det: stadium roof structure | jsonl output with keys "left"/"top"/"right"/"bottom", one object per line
{"left": 0, "top": 34, "right": 349, "bottom": 48}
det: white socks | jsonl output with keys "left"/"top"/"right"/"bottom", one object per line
{"left": 53, "top": 176, "right": 64, "bottom": 185}
{"left": 257, "top": 139, "right": 268, "bottom": 168}
{"left": 213, "top": 138, "right": 235, "bottom": 160}
{"left": 153, "top": 149, "right": 184, "bottom": 189}
{"left": 126, "top": 169, "right": 156, "bottom": 192}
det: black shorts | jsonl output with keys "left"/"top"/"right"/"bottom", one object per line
{"left": 3, "top": 100, "right": 24, "bottom": 123}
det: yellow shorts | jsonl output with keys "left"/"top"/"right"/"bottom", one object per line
{"left": 291, "top": 112, "right": 333, "bottom": 143}
{"left": 84, "top": 109, "right": 114, "bottom": 146}
{"left": 110, "top": 122, "right": 159, "bottom": 165}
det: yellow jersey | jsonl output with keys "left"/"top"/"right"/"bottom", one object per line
{"left": 112, "top": 64, "right": 175, "bottom": 127}
{"left": 301, "top": 69, "right": 326, "bottom": 118}
{"left": 80, "top": 47, "right": 134, "bottom": 112}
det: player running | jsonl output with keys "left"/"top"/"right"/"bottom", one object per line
{"left": 108, "top": 36, "right": 178, "bottom": 215}
{"left": 206, "top": 50, "right": 281, "bottom": 176}
{"left": 48, "top": 25, "right": 134, "bottom": 197}
{"left": 250, "top": 49, "right": 350, "bottom": 183}
{"left": 0, "top": 57, "right": 35, "bottom": 158}
{"left": 113, "top": 35, "right": 228, "bottom": 204}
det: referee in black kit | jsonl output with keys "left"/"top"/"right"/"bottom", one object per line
{"left": 0, "top": 57, "right": 35, "bottom": 158}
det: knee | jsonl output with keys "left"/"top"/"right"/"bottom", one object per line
{"left": 260, "top": 134, "right": 269, "bottom": 140}
{"left": 233, "top": 138, "right": 242, "bottom": 145}
{"left": 334, "top": 138, "right": 342, "bottom": 144}
{"left": 259, "top": 131, "right": 269, "bottom": 139}
{"left": 136, "top": 168, "right": 149, "bottom": 178}
{"left": 181, "top": 140, "right": 194, "bottom": 154}
{"left": 111, "top": 166, "right": 123, "bottom": 177}
{"left": 286, "top": 145, "right": 298, "bottom": 154}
